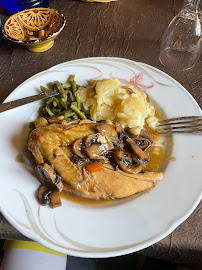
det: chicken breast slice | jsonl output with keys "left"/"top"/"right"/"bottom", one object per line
{"left": 62, "top": 165, "right": 163, "bottom": 200}
{"left": 29, "top": 120, "right": 163, "bottom": 200}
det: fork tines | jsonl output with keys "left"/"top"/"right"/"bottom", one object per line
{"left": 157, "top": 116, "right": 202, "bottom": 134}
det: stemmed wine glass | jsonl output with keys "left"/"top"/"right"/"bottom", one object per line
{"left": 159, "top": 0, "right": 202, "bottom": 71}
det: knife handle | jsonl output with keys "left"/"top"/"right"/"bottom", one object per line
{"left": 0, "top": 92, "right": 56, "bottom": 113}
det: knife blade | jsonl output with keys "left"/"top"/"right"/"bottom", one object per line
{"left": 0, "top": 92, "right": 58, "bottom": 113}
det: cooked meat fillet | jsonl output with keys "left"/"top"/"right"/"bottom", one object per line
{"left": 62, "top": 164, "right": 163, "bottom": 200}
{"left": 28, "top": 120, "right": 95, "bottom": 194}
{"left": 28, "top": 119, "right": 163, "bottom": 200}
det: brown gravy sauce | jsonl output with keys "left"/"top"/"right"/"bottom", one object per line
{"left": 61, "top": 192, "right": 114, "bottom": 206}
{"left": 16, "top": 153, "right": 24, "bottom": 163}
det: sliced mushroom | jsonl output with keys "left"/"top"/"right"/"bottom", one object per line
{"left": 35, "top": 163, "right": 63, "bottom": 191}
{"left": 132, "top": 153, "right": 143, "bottom": 165}
{"left": 84, "top": 134, "right": 98, "bottom": 147}
{"left": 71, "top": 154, "right": 90, "bottom": 166}
{"left": 95, "top": 122, "right": 117, "bottom": 138}
{"left": 97, "top": 134, "right": 109, "bottom": 144}
{"left": 91, "top": 155, "right": 109, "bottom": 164}
{"left": 37, "top": 185, "right": 53, "bottom": 205}
{"left": 72, "top": 139, "right": 86, "bottom": 158}
{"left": 116, "top": 127, "right": 130, "bottom": 142}
{"left": 97, "top": 134, "right": 114, "bottom": 149}
{"left": 111, "top": 138, "right": 123, "bottom": 150}
{"left": 135, "top": 135, "right": 153, "bottom": 151}
{"left": 114, "top": 150, "right": 143, "bottom": 174}
{"left": 50, "top": 190, "right": 62, "bottom": 208}
{"left": 84, "top": 143, "right": 113, "bottom": 159}
{"left": 126, "top": 138, "right": 148, "bottom": 164}
{"left": 83, "top": 132, "right": 114, "bottom": 159}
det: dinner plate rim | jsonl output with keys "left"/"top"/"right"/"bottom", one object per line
{"left": 3, "top": 57, "right": 202, "bottom": 114}
{"left": 0, "top": 57, "right": 201, "bottom": 258}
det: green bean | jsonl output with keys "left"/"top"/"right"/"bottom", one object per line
{"left": 69, "top": 74, "right": 75, "bottom": 82}
{"left": 39, "top": 106, "right": 44, "bottom": 115}
{"left": 81, "top": 104, "right": 90, "bottom": 115}
{"left": 52, "top": 108, "right": 61, "bottom": 113}
{"left": 71, "top": 101, "right": 78, "bottom": 107}
{"left": 53, "top": 83, "right": 58, "bottom": 92}
{"left": 45, "top": 107, "right": 54, "bottom": 117}
{"left": 66, "top": 90, "right": 75, "bottom": 102}
{"left": 53, "top": 100, "right": 57, "bottom": 107}
{"left": 39, "top": 74, "right": 88, "bottom": 121}
{"left": 71, "top": 80, "right": 77, "bottom": 94}
{"left": 53, "top": 97, "right": 63, "bottom": 109}
{"left": 39, "top": 106, "right": 46, "bottom": 117}
{"left": 75, "top": 92, "right": 81, "bottom": 110}
{"left": 57, "top": 115, "right": 64, "bottom": 120}
{"left": 70, "top": 104, "right": 87, "bottom": 119}
{"left": 62, "top": 83, "right": 71, "bottom": 89}
{"left": 62, "top": 93, "right": 67, "bottom": 102}
{"left": 46, "top": 97, "right": 54, "bottom": 105}
{"left": 40, "top": 86, "right": 50, "bottom": 93}
{"left": 54, "top": 109, "right": 74, "bottom": 117}
{"left": 59, "top": 98, "right": 68, "bottom": 109}
{"left": 53, "top": 97, "right": 59, "bottom": 105}
{"left": 47, "top": 82, "right": 54, "bottom": 90}
{"left": 64, "top": 111, "right": 76, "bottom": 120}
{"left": 55, "top": 81, "right": 65, "bottom": 96}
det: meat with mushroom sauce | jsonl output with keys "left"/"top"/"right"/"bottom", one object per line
{"left": 28, "top": 119, "right": 163, "bottom": 207}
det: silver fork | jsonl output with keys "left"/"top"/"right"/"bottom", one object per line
{"left": 157, "top": 116, "right": 202, "bottom": 134}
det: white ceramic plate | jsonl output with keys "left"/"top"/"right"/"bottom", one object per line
{"left": 0, "top": 57, "right": 201, "bottom": 258}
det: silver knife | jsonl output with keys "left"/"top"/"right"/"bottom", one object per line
{"left": 0, "top": 92, "right": 58, "bottom": 113}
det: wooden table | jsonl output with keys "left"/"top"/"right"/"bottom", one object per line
{"left": 0, "top": 0, "right": 201, "bottom": 267}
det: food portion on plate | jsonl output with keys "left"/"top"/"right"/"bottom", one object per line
{"left": 78, "top": 78, "right": 158, "bottom": 135}
{"left": 28, "top": 76, "right": 166, "bottom": 208}
{"left": 38, "top": 74, "right": 88, "bottom": 121}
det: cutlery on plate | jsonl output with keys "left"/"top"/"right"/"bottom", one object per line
{"left": 157, "top": 116, "right": 202, "bottom": 134}
{"left": 0, "top": 92, "right": 58, "bottom": 113}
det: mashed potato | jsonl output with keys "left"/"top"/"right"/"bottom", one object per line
{"left": 78, "top": 78, "right": 158, "bottom": 135}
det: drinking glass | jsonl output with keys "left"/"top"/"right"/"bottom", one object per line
{"left": 0, "top": 0, "right": 50, "bottom": 14}
{"left": 159, "top": 0, "right": 202, "bottom": 71}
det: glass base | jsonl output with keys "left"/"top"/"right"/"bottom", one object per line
{"left": 159, "top": 47, "right": 199, "bottom": 71}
